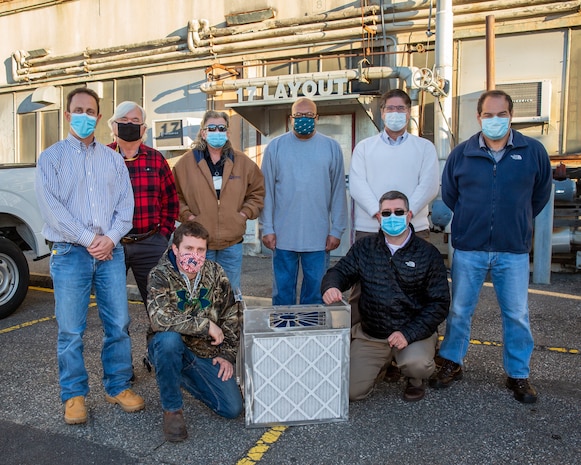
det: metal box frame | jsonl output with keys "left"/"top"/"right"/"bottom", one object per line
{"left": 242, "top": 302, "right": 350, "bottom": 428}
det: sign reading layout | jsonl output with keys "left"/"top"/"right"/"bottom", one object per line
{"left": 236, "top": 77, "right": 349, "bottom": 103}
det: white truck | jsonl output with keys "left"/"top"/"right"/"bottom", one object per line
{"left": 0, "top": 164, "right": 50, "bottom": 319}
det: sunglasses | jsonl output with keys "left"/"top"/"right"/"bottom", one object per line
{"left": 380, "top": 209, "right": 407, "bottom": 217}
{"left": 205, "top": 124, "right": 228, "bottom": 132}
{"left": 291, "top": 112, "right": 317, "bottom": 119}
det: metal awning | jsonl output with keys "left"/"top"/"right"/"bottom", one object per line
{"left": 226, "top": 94, "right": 380, "bottom": 136}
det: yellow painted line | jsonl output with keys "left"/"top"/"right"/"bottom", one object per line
{"left": 482, "top": 281, "right": 581, "bottom": 300}
{"left": 541, "top": 346, "right": 580, "bottom": 355}
{"left": 29, "top": 285, "right": 54, "bottom": 293}
{"left": 237, "top": 426, "right": 288, "bottom": 465}
{"left": 0, "top": 315, "right": 55, "bottom": 334}
{"left": 527, "top": 288, "right": 581, "bottom": 300}
{"left": 0, "top": 286, "right": 104, "bottom": 334}
{"left": 437, "top": 335, "right": 579, "bottom": 355}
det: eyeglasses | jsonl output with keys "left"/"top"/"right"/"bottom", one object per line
{"left": 382, "top": 105, "right": 409, "bottom": 113}
{"left": 205, "top": 124, "right": 228, "bottom": 132}
{"left": 116, "top": 119, "right": 144, "bottom": 125}
{"left": 380, "top": 209, "right": 408, "bottom": 217}
{"left": 291, "top": 112, "right": 317, "bottom": 119}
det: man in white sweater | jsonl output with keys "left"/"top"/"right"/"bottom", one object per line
{"left": 348, "top": 89, "right": 440, "bottom": 329}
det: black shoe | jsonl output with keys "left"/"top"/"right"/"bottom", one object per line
{"left": 381, "top": 361, "right": 401, "bottom": 383}
{"left": 506, "top": 377, "right": 538, "bottom": 404}
{"left": 403, "top": 380, "right": 426, "bottom": 402}
{"left": 429, "top": 359, "right": 463, "bottom": 389}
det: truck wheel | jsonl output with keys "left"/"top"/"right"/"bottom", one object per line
{"left": 0, "top": 237, "right": 30, "bottom": 319}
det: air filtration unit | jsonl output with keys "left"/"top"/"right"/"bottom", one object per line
{"left": 242, "top": 302, "right": 350, "bottom": 427}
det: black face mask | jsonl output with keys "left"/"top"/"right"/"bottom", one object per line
{"left": 116, "top": 122, "right": 143, "bottom": 142}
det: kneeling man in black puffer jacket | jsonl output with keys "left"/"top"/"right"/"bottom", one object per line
{"left": 321, "top": 190, "right": 450, "bottom": 402}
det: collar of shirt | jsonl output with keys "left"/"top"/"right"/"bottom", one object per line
{"left": 111, "top": 142, "right": 146, "bottom": 160}
{"left": 384, "top": 227, "right": 412, "bottom": 254}
{"left": 66, "top": 132, "right": 96, "bottom": 150}
{"left": 380, "top": 130, "right": 409, "bottom": 146}
{"left": 479, "top": 129, "right": 514, "bottom": 161}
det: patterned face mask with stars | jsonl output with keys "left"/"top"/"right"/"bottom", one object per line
{"left": 177, "top": 251, "right": 206, "bottom": 274}
{"left": 293, "top": 116, "right": 315, "bottom": 136}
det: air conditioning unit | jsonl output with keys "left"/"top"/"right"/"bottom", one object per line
{"left": 151, "top": 117, "right": 199, "bottom": 150}
{"left": 242, "top": 302, "right": 350, "bottom": 428}
{"left": 496, "top": 80, "right": 551, "bottom": 123}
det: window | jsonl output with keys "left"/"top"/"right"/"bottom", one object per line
{"left": 17, "top": 77, "right": 143, "bottom": 162}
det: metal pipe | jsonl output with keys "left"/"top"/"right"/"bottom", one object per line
{"left": 194, "top": 17, "right": 382, "bottom": 49}
{"left": 17, "top": 44, "right": 188, "bottom": 75}
{"left": 533, "top": 184, "right": 555, "bottom": 284}
{"left": 434, "top": 0, "right": 454, "bottom": 168}
{"left": 10, "top": 1, "right": 579, "bottom": 83}
{"left": 486, "top": 15, "right": 496, "bottom": 90}
{"left": 189, "top": 26, "right": 379, "bottom": 56}
{"left": 207, "top": 5, "right": 381, "bottom": 37}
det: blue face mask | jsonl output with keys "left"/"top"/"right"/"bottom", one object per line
{"left": 383, "top": 112, "right": 408, "bottom": 132}
{"left": 381, "top": 215, "right": 408, "bottom": 237}
{"left": 481, "top": 116, "right": 510, "bottom": 140}
{"left": 69, "top": 112, "right": 97, "bottom": 139}
{"left": 206, "top": 132, "right": 228, "bottom": 148}
{"left": 293, "top": 117, "right": 315, "bottom": 136}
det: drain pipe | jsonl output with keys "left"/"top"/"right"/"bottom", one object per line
{"left": 433, "top": 0, "right": 455, "bottom": 266}
{"left": 486, "top": 15, "right": 496, "bottom": 90}
{"left": 434, "top": 0, "right": 454, "bottom": 170}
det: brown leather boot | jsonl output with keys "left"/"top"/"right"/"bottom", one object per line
{"left": 163, "top": 410, "right": 187, "bottom": 442}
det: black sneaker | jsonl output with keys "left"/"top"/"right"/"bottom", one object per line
{"left": 506, "top": 377, "right": 538, "bottom": 404}
{"left": 429, "top": 358, "right": 463, "bottom": 389}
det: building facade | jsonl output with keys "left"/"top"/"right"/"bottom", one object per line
{"left": 1, "top": 0, "right": 580, "bottom": 260}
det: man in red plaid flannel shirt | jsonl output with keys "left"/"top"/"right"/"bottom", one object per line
{"left": 108, "top": 101, "right": 179, "bottom": 308}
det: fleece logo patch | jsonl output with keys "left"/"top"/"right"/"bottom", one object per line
{"left": 510, "top": 154, "right": 523, "bottom": 160}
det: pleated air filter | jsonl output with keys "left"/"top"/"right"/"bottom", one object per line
{"left": 242, "top": 303, "right": 350, "bottom": 427}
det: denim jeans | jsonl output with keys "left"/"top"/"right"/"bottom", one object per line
{"left": 148, "top": 331, "right": 242, "bottom": 418}
{"left": 206, "top": 242, "right": 243, "bottom": 293}
{"left": 272, "top": 248, "right": 328, "bottom": 305}
{"left": 439, "top": 250, "right": 533, "bottom": 378}
{"left": 50, "top": 243, "right": 133, "bottom": 402}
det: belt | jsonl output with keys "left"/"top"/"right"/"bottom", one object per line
{"left": 121, "top": 226, "right": 159, "bottom": 244}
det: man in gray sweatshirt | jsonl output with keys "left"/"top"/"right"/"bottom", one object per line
{"left": 260, "top": 97, "right": 348, "bottom": 305}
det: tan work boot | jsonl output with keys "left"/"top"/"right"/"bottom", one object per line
{"left": 163, "top": 410, "right": 188, "bottom": 442}
{"left": 64, "top": 396, "right": 87, "bottom": 424}
{"left": 105, "top": 389, "right": 145, "bottom": 413}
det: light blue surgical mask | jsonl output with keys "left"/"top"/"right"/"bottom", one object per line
{"left": 381, "top": 215, "right": 408, "bottom": 237}
{"left": 293, "top": 117, "right": 315, "bottom": 136}
{"left": 481, "top": 116, "right": 510, "bottom": 140}
{"left": 206, "top": 132, "right": 228, "bottom": 148}
{"left": 70, "top": 113, "right": 97, "bottom": 139}
{"left": 383, "top": 112, "right": 408, "bottom": 132}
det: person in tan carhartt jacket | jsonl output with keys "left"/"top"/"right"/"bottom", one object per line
{"left": 172, "top": 110, "right": 264, "bottom": 292}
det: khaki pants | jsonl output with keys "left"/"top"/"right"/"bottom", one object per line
{"left": 349, "top": 229, "right": 430, "bottom": 326}
{"left": 349, "top": 323, "right": 437, "bottom": 401}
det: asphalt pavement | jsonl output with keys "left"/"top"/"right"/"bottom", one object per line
{"left": 0, "top": 248, "right": 579, "bottom": 465}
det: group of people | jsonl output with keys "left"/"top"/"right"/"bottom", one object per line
{"left": 34, "top": 84, "right": 552, "bottom": 442}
